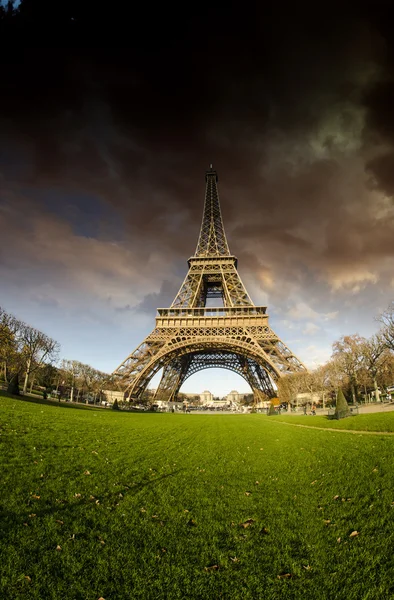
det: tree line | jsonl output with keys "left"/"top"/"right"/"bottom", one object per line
{"left": 277, "top": 302, "right": 394, "bottom": 407}
{"left": 0, "top": 306, "right": 113, "bottom": 404}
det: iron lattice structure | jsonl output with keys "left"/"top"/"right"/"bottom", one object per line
{"left": 113, "top": 166, "right": 306, "bottom": 401}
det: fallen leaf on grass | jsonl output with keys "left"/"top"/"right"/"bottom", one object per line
{"left": 260, "top": 527, "right": 269, "bottom": 535}
{"left": 240, "top": 519, "right": 255, "bottom": 528}
{"left": 188, "top": 519, "right": 197, "bottom": 527}
{"left": 98, "top": 597, "right": 105, "bottom": 600}
{"left": 74, "top": 493, "right": 81, "bottom": 498}
{"left": 277, "top": 573, "right": 292, "bottom": 579}
{"left": 204, "top": 565, "right": 219, "bottom": 572}
{"left": 349, "top": 531, "right": 359, "bottom": 538}
{"left": 303, "top": 565, "right": 312, "bottom": 571}
{"left": 24, "top": 576, "right": 31, "bottom": 583}
{"left": 28, "top": 514, "right": 36, "bottom": 518}
{"left": 255, "top": 481, "right": 260, "bottom": 485}
{"left": 244, "top": 492, "right": 252, "bottom": 496}
{"left": 56, "top": 545, "right": 62, "bottom": 551}
{"left": 140, "top": 508, "right": 147, "bottom": 513}
{"left": 337, "top": 537, "right": 341, "bottom": 543}
{"left": 372, "top": 468, "right": 378, "bottom": 473}
{"left": 83, "top": 471, "right": 91, "bottom": 476}
{"left": 31, "top": 494, "right": 40, "bottom": 500}
{"left": 55, "top": 520, "right": 64, "bottom": 525}
{"left": 92, "top": 451, "right": 98, "bottom": 455}
{"left": 333, "top": 495, "right": 339, "bottom": 500}
{"left": 323, "top": 519, "right": 331, "bottom": 525}
{"left": 230, "top": 556, "right": 239, "bottom": 563}
{"left": 310, "top": 480, "right": 317, "bottom": 486}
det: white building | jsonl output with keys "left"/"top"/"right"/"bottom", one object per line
{"left": 226, "top": 390, "right": 242, "bottom": 403}
{"left": 200, "top": 390, "right": 213, "bottom": 405}
{"left": 102, "top": 390, "right": 124, "bottom": 404}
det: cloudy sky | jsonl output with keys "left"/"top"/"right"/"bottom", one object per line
{"left": 1, "top": 2, "right": 394, "bottom": 395}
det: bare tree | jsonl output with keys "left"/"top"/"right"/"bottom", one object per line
{"left": 360, "top": 333, "right": 387, "bottom": 402}
{"left": 332, "top": 334, "right": 365, "bottom": 403}
{"left": 377, "top": 301, "right": 394, "bottom": 351}
{"left": 20, "top": 324, "right": 60, "bottom": 395}
{"left": 61, "top": 359, "right": 82, "bottom": 402}
{"left": 0, "top": 307, "right": 23, "bottom": 383}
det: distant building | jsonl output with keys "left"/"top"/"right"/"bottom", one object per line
{"left": 200, "top": 390, "right": 213, "bottom": 405}
{"left": 102, "top": 390, "right": 124, "bottom": 404}
{"left": 226, "top": 390, "right": 242, "bottom": 403}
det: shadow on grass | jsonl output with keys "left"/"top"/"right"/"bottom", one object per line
{"left": 1, "top": 391, "right": 104, "bottom": 412}
{"left": 0, "top": 469, "right": 183, "bottom": 540}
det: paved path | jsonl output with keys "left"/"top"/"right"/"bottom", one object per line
{"left": 272, "top": 420, "right": 394, "bottom": 436}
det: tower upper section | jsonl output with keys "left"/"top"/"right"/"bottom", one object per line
{"left": 194, "top": 166, "right": 231, "bottom": 257}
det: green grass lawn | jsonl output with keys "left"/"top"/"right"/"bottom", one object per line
{"left": 1, "top": 394, "right": 394, "bottom": 600}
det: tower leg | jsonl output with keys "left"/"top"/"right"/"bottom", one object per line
{"left": 154, "top": 356, "right": 192, "bottom": 402}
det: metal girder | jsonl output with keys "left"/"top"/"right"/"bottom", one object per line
{"left": 112, "top": 167, "right": 307, "bottom": 401}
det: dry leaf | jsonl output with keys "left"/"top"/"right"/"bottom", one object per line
{"left": 311, "top": 480, "right": 317, "bottom": 485}
{"left": 303, "top": 565, "right": 312, "bottom": 571}
{"left": 183, "top": 509, "right": 189, "bottom": 513}
{"left": 240, "top": 518, "right": 255, "bottom": 528}
{"left": 323, "top": 519, "right": 331, "bottom": 525}
{"left": 140, "top": 508, "right": 146, "bottom": 513}
{"left": 98, "top": 597, "right": 106, "bottom": 600}
{"left": 83, "top": 471, "right": 91, "bottom": 476}
{"left": 244, "top": 492, "right": 251, "bottom": 496}
{"left": 204, "top": 564, "right": 219, "bottom": 571}
{"left": 333, "top": 495, "right": 339, "bottom": 500}
{"left": 28, "top": 514, "right": 36, "bottom": 518}
{"left": 230, "top": 556, "right": 239, "bottom": 563}
{"left": 55, "top": 520, "right": 64, "bottom": 525}
{"left": 255, "top": 481, "right": 260, "bottom": 485}
{"left": 337, "top": 537, "right": 341, "bottom": 543}
{"left": 56, "top": 545, "right": 62, "bottom": 551}
{"left": 24, "top": 576, "right": 32, "bottom": 582}
{"left": 277, "top": 573, "right": 292, "bottom": 579}
{"left": 31, "top": 494, "right": 40, "bottom": 499}
{"left": 349, "top": 531, "right": 359, "bottom": 538}
{"left": 372, "top": 468, "right": 378, "bottom": 473}
{"left": 74, "top": 493, "right": 81, "bottom": 498}
{"left": 188, "top": 518, "right": 197, "bottom": 527}
{"left": 260, "top": 527, "right": 269, "bottom": 535}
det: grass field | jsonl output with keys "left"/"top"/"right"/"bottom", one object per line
{"left": 1, "top": 394, "right": 394, "bottom": 600}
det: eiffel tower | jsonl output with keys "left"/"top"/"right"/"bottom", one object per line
{"left": 113, "top": 166, "right": 306, "bottom": 401}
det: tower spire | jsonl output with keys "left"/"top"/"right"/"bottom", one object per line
{"left": 195, "top": 166, "right": 230, "bottom": 257}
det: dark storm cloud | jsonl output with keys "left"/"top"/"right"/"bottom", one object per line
{"left": 1, "top": 0, "right": 394, "bottom": 370}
